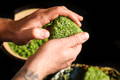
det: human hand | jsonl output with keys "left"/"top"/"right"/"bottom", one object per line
{"left": 1, "top": 6, "right": 83, "bottom": 45}
{"left": 18, "top": 32, "right": 89, "bottom": 80}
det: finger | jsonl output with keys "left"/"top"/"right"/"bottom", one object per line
{"left": 58, "top": 10, "right": 81, "bottom": 26}
{"left": 48, "top": 6, "right": 82, "bottom": 26}
{"left": 60, "top": 32, "right": 89, "bottom": 47}
{"left": 17, "top": 28, "right": 50, "bottom": 41}
{"left": 66, "top": 58, "right": 76, "bottom": 66}
{"left": 61, "top": 45, "right": 81, "bottom": 68}
{"left": 63, "top": 46, "right": 80, "bottom": 61}
{"left": 60, "top": 8, "right": 82, "bottom": 26}
{"left": 66, "top": 9, "right": 84, "bottom": 24}
{"left": 72, "top": 44, "right": 82, "bottom": 57}
{"left": 78, "top": 15, "right": 83, "bottom": 21}
{"left": 67, "top": 14, "right": 82, "bottom": 26}
{"left": 32, "top": 28, "right": 50, "bottom": 39}
{"left": 68, "top": 44, "right": 82, "bottom": 60}
{"left": 61, "top": 59, "right": 73, "bottom": 69}
{"left": 71, "top": 11, "right": 83, "bottom": 21}
{"left": 62, "top": 6, "right": 83, "bottom": 21}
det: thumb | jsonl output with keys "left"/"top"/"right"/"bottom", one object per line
{"left": 32, "top": 28, "right": 50, "bottom": 39}
{"left": 60, "top": 32, "right": 89, "bottom": 47}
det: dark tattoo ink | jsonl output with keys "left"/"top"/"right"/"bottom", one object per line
{"left": 12, "top": 67, "right": 40, "bottom": 80}
{"left": 24, "top": 70, "right": 39, "bottom": 80}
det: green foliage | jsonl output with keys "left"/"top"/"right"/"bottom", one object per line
{"left": 84, "top": 67, "right": 110, "bottom": 80}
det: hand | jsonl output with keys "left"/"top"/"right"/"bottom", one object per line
{"left": 0, "top": 6, "right": 83, "bottom": 45}
{"left": 15, "top": 32, "right": 89, "bottom": 80}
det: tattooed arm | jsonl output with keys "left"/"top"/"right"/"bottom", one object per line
{"left": 11, "top": 6, "right": 88, "bottom": 80}
{"left": 12, "top": 64, "right": 45, "bottom": 80}
{"left": 12, "top": 32, "right": 89, "bottom": 80}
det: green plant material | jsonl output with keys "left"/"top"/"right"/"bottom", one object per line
{"left": 84, "top": 67, "right": 110, "bottom": 80}
{"left": 8, "top": 16, "right": 83, "bottom": 58}
{"left": 8, "top": 39, "right": 48, "bottom": 58}
{"left": 50, "top": 64, "right": 120, "bottom": 80}
{"left": 49, "top": 16, "right": 83, "bottom": 39}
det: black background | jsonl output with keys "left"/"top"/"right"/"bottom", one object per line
{"left": 0, "top": 0, "right": 120, "bottom": 79}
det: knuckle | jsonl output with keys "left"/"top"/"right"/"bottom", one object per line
{"left": 56, "top": 6, "right": 66, "bottom": 10}
{"left": 36, "top": 15, "right": 50, "bottom": 25}
{"left": 55, "top": 7, "right": 61, "bottom": 11}
{"left": 35, "top": 12, "right": 45, "bottom": 19}
{"left": 60, "top": 6, "right": 66, "bottom": 9}
{"left": 37, "top": 14, "right": 44, "bottom": 19}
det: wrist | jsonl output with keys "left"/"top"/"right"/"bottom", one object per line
{"left": 24, "top": 66, "right": 46, "bottom": 80}
{"left": 12, "top": 65, "right": 45, "bottom": 80}
{"left": 24, "top": 60, "right": 48, "bottom": 79}
{"left": 0, "top": 18, "right": 16, "bottom": 42}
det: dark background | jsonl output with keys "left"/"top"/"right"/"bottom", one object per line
{"left": 0, "top": 0, "right": 120, "bottom": 79}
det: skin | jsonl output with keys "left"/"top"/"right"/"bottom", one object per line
{"left": 0, "top": 6, "right": 83, "bottom": 44}
{"left": 0, "top": 6, "right": 89, "bottom": 80}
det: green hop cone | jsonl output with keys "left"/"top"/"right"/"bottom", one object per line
{"left": 49, "top": 16, "right": 83, "bottom": 39}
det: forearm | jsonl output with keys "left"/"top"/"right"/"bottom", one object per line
{"left": 12, "top": 65, "right": 45, "bottom": 80}
{"left": 12, "top": 60, "right": 47, "bottom": 80}
{"left": 0, "top": 18, "right": 15, "bottom": 41}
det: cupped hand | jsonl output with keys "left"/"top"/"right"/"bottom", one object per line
{"left": 22, "top": 32, "right": 89, "bottom": 79}
{"left": 3, "top": 6, "right": 83, "bottom": 45}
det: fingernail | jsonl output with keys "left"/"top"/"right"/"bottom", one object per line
{"left": 44, "top": 31, "right": 50, "bottom": 38}
{"left": 34, "top": 29, "right": 50, "bottom": 39}
{"left": 80, "top": 16, "right": 83, "bottom": 21}
{"left": 78, "top": 22, "right": 81, "bottom": 27}
{"left": 83, "top": 32, "right": 89, "bottom": 40}
{"left": 40, "top": 30, "right": 50, "bottom": 39}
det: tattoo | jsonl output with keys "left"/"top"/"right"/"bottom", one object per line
{"left": 24, "top": 70, "right": 39, "bottom": 80}
{"left": 12, "top": 68, "right": 40, "bottom": 80}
